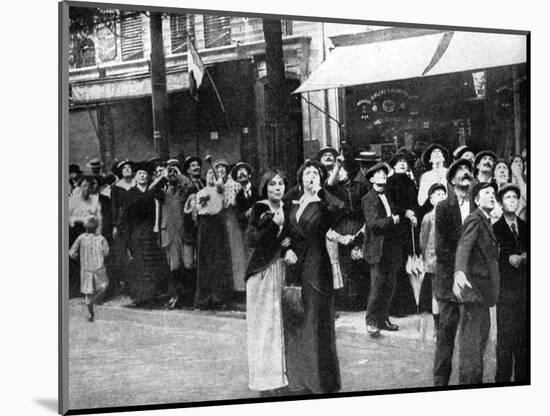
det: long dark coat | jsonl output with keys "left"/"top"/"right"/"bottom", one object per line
{"left": 121, "top": 186, "right": 165, "bottom": 303}
{"left": 284, "top": 190, "right": 344, "bottom": 394}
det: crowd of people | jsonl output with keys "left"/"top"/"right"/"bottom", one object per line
{"left": 68, "top": 139, "right": 528, "bottom": 395}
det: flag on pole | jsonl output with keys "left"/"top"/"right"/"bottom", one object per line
{"left": 187, "top": 37, "right": 205, "bottom": 101}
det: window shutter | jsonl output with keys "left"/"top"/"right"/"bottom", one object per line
{"left": 203, "top": 15, "right": 231, "bottom": 48}
{"left": 170, "top": 14, "right": 195, "bottom": 54}
{"left": 121, "top": 11, "right": 143, "bottom": 61}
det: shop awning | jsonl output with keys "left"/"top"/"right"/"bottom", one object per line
{"left": 294, "top": 31, "right": 527, "bottom": 94}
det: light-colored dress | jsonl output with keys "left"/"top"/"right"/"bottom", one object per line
{"left": 246, "top": 202, "right": 288, "bottom": 391}
{"left": 69, "top": 233, "right": 110, "bottom": 295}
{"left": 417, "top": 168, "right": 448, "bottom": 206}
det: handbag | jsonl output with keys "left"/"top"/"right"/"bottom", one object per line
{"left": 281, "top": 284, "right": 304, "bottom": 326}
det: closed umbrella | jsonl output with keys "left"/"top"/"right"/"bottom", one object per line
{"left": 405, "top": 223, "right": 427, "bottom": 336}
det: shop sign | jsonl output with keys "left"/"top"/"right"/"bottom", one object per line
{"left": 354, "top": 87, "right": 419, "bottom": 129}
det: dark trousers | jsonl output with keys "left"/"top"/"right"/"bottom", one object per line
{"left": 495, "top": 290, "right": 528, "bottom": 383}
{"left": 459, "top": 302, "right": 490, "bottom": 385}
{"left": 365, "top": 262, "right": 397, "bottom": 327}
{"left": 433, "top": 300, "right": 460, "bottom": 386}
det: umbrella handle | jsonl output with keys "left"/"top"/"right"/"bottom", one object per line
{"left": 411, "top": 222, "right": 416, "bottom": 254}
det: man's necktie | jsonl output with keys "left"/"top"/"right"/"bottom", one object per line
{"left": 511, "top": 222, "right": 519, "bottom": 246}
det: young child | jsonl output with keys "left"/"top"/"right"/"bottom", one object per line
{"left": 69, "top": 215, "right": 110, "bottom": 322}
{"left": 419, "top": 183, "right": 447, "bottom": 338}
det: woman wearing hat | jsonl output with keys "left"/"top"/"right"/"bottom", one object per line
{"left": 119, "top": 161, "right": 165, "bottom": 307}
{"left": 194, "top": 166, "right": 233, "bottom": 309}
{"left": 386, "top": 151, "right": 420, "bottom": 316}
{"left": 417, "top": 143, "right": 449, "bottom": 207}
{"left": 284, "top": 159, "right": 345, "bottom": 394}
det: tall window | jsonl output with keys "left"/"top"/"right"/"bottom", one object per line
{"left": 69, "top": 35, "right": 96, "bottom": 69}
{"left": 120, "top": 10, "right": 143, "bottom": 61}
{"left": 170, "top": 14, "right": 195, "bottom": 54}
{"left": 203, "top": 15, "right": 231, "bottom": 48}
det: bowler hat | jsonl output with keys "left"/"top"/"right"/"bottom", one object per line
{"left": 474, "top": 150, "right": 498, "bottom": 168}
{"left": 69, "top": 164, "right": 83, "bottom": 175}
{"left": 230, "top": 162, "right": 253, "bottom": 181}
{"left": 389, "top": 150, "right": 415, "bottom": 167}
{"left": 364, "top": 162, "right": 389, "bottom": 182}
{"left": 472, "top": 181, "right": 498, "bottom": 199}
{"left": 213, "top": 158, "right": 230, "bottom": 169}
{"left": 497, "top": 183, "right": 521, "bottom": 202}
{"left": 134, "top": 161, "right": 154, "bottom": 175}
{"left": 428, "top": 182, "right": 447, "bottom": 198}
{"left": 316, "top": 146, "right": 339, "bottom": 161}
{"left": 422, "top": 143, "right": 449, "bottom": 168}
{"left": 182, "top": 156, "right": 202, "bottom": 172}
{"left": 453, "top": 145, "right": 474, "bottom": 161}
{"left": 446, "top": 158, "right": 474, "bottom": 183}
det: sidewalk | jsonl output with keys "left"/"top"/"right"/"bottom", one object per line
{"left": 67, "top": 296, "right": 496, "bottom": 411}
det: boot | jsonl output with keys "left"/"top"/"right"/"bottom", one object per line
{"left": 87, "top": 303, "right": 94, "bottom": 322}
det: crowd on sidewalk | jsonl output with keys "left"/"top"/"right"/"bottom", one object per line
{"left": 67, "top": 139, "right": 528, "bottom": 395}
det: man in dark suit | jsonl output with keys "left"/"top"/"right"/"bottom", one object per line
{"left": 362, "top": 162, "right": 402, "bottom": 337}
{"left": 453, "top": 181, "right": 500, "bottom": 385}
{"left": 232, "top": 162, "right": 259, "bottom": 229}
{"left": 433, "top": 158, "right": 474, "bottom": 386}
{"left": 493, "top": 184, "right": 528, "bottom": 383}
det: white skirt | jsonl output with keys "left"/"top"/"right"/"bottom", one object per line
{"left": 246, "top": 258, "right": 289, "bottom": 391}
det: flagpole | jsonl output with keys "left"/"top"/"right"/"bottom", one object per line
{"left": 205, "top": 68, "right": 233, "bottom": 135}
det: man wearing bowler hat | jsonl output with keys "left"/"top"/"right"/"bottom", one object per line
{"left": 453, "top": 181, "right": 500, "bottom": 385}
{"left": 232, "top": 162, "right": 258, "bottom": 229}
{"left": 433, "top": 158, "right": 475, "bottom": 386}
{"left": 362, "top": 162, "right": 402, "bottom": 337}
{"left": 493, "top": 184, "right": 528, "bottom": 383}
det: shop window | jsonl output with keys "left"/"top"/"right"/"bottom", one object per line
{"left": 69, "top": 35, "right": 96, "bottom": 69}
{"left": 203, "top": 15, "right": 231, "bottom": 48}
{"left": 120, "top": 10, "right": 143, "bottom": 61}
{"left": 170, "top": 14, "right": 195, "bottom": 54}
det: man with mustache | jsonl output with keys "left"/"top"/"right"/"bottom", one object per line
{"left": 362, "top": 163, "right": 402, "bottom": 337}
{"left": 470, "top": 150, "right": 497, "bottom": 205}
{"left": 232, "top": 162, "right": 258, "bottom": 229}
{"left": 433, "top": 158, "right": 475, "bottom": 386}
{"left": 453, "top": 181, "right": 500, "bottom": 385}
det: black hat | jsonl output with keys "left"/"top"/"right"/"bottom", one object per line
{"left": 497, "top": 183, "right": 521, "bottom": 202}
{"left": 355, "top": 150, "right": 379, "bottom": 163}
{"left": 389, "top": 150, "right": 415, "bottom": 167}
{"left": 472, "top": 181, "right": 498, "bottom": 200}
{"left": 316, "top": 146, "right": 339, "bottom": 161}
{"left": 134, "top": 161, "right": 154, "bottom": 175}
{"left": 87, "top": 158, "right": 102, "bottom": 169}
{"left": 428, "top": 182, "right": 447, "bottom": 198}
{"left": 364, "top": 162, "right": 390, "bottom": 182}
{"left": 113, "top": 160, "right": 135, "bottom": 178}
{"left": 69, "top": 164, "right": 83, "bottom": 174}
{"left": 422, "top": 143, "right": 449, "bottom": 168}
{"left": 446, "top": 158, "right": 474, "bottom": 183}
{"left": 182, "top": 156, "right": 202, "bottom": 172}
{"left": 230, "top": 162, "right": 253, "bottom": 181}
{"left": 474, "top": 150, "right": 498, "bottom": 168}
{"left": 147, "top": 157, "right": 166, "bottom": 168}
{"left": 453, "top": 145, "right": 474, "bottom": 161}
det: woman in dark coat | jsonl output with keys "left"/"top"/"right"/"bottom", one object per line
{"left": 120, "top": 162, "right": 165, "bottom": 307}
{"left": 284, "top": 159, "right": 345, "bottom": 394}
{"left": 386, "top": 151, "right": 422, "bottom": 316}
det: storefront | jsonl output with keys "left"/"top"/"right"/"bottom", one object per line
{"left": 295, "top": 30, "right": 528, "bottom": 162}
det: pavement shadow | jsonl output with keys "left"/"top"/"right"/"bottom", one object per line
{"left": 34, "top": 398, "right": 58, "bottom": 413}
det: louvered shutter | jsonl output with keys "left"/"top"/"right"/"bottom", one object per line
{"left": 203, "top": 15, "right": 231, "bottom": 48}
{"left": 170, "top": 14, "right": 195, "bottom": 54}
{"left": 121, "top": 11, "right": 143, "bottom": 61}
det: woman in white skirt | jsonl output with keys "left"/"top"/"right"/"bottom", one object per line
{"left": 245, "top": 169, "right": 294, "bottom": 396}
